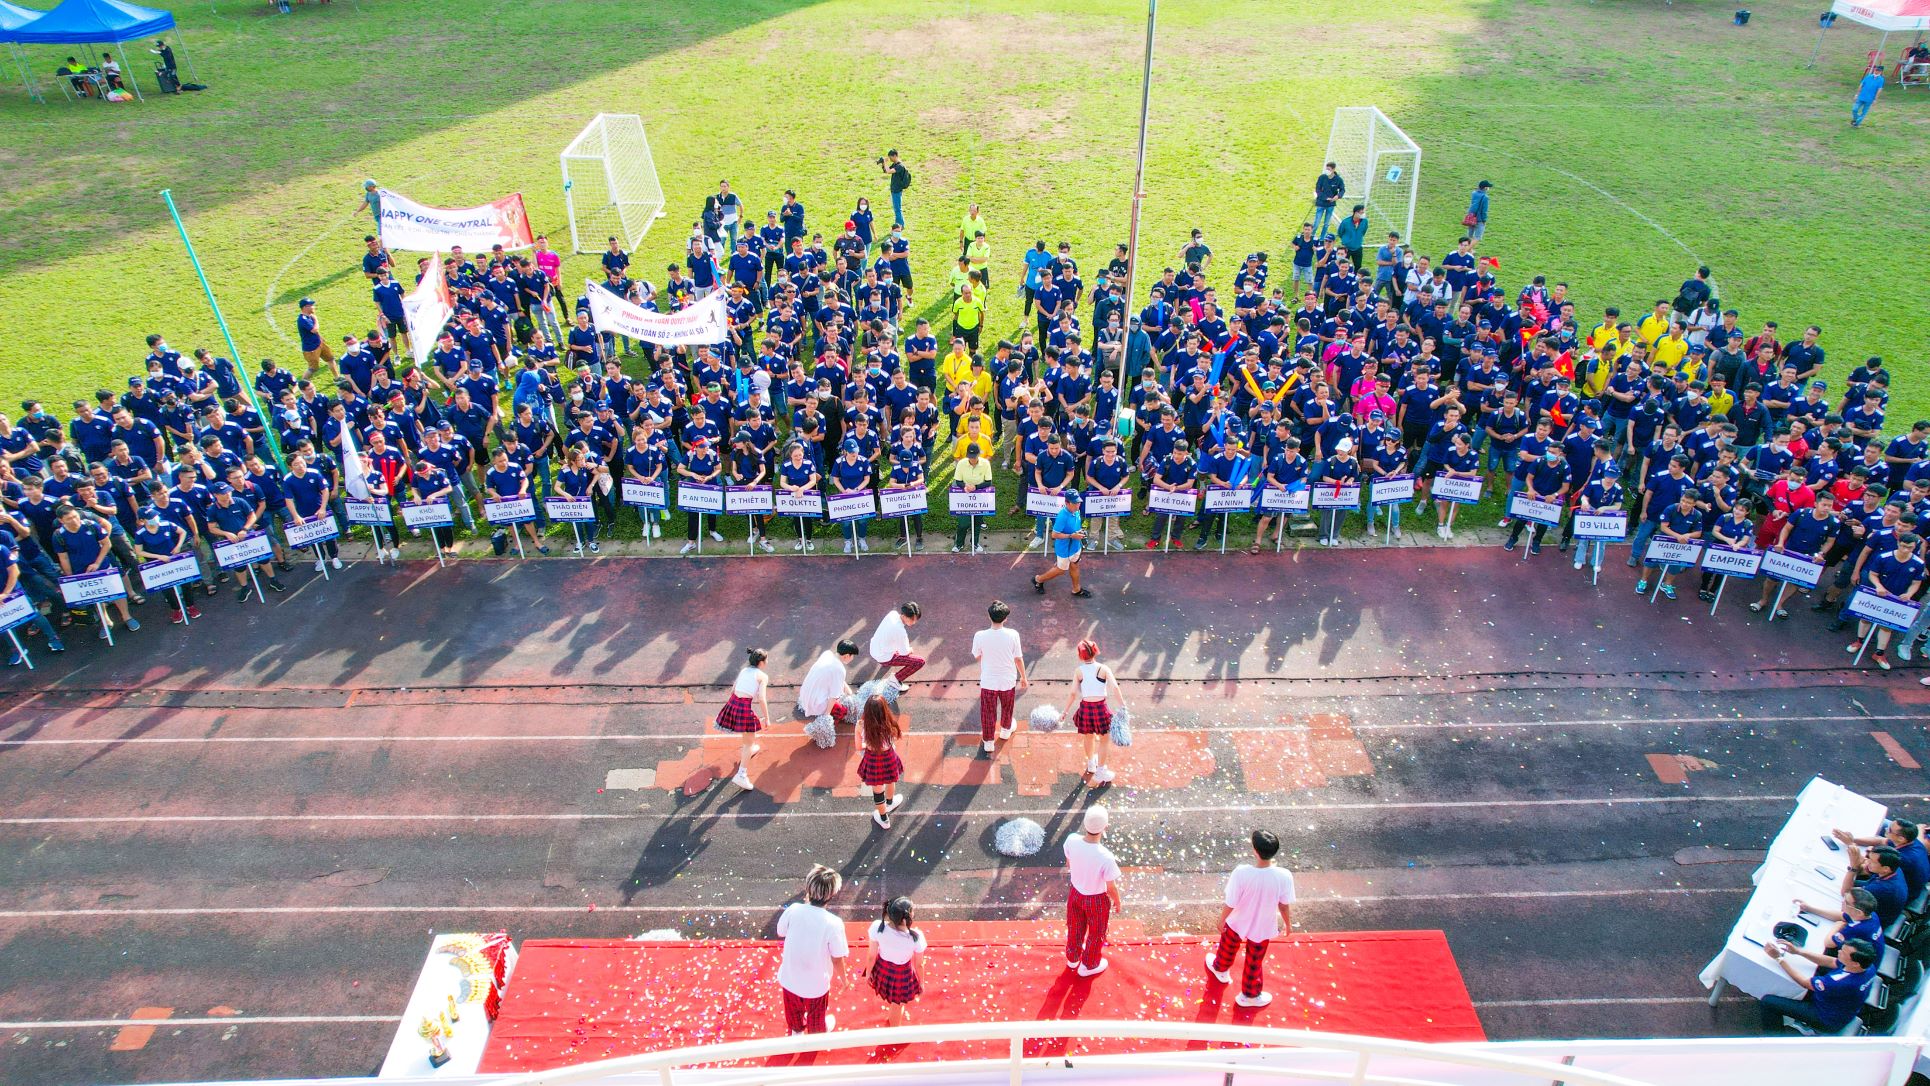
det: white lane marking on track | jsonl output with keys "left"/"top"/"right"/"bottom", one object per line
{"left": 0, "top": 1014, "right": 399, "bottom": 1030}
{"left": 0, "top": 887, "right": 1748, "bottom": 921}
{"left": 1474, "top": 997, "right": 1748, "bottom": 1008}
{"left": 6, "top": 793, "right": 1923, "bottom": 826}
{"left": 0, "top": 714, "right": 1908, "bottom": 747}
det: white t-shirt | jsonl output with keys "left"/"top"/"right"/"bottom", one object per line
{"left": 869, "top": 611, "right": 910, "bottom": 663}
{"left": 1223, "top": 863, "right": 1297, "bottom": 942}
{"left": 732, "top": 666, "right": 767, "bottom": 698}
{"left": 867, "top": 921, "right": 928, "bottom": 965}
{"left": 775, "top": 902, "right": 848, "bottom": 999}
{"left": 1064, "top": 834, "right": 1121, "bottom": 896}
{"left": 797, "top": 650, "right": 847, "bottom": 716}
{"left": 971, "top": 626, "right": 1023, "bottom": 691}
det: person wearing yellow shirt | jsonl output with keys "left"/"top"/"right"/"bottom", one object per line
{"left": 951, "top": 441, "right": 994, "bottom": 552}
{"left": 1705, "top": 370, "right": 1735, "bottom": 419}
{"left": 951, "top": 284, "right": 986, "bottom": 352}
{"left": 1588, "top": 309, "right": 1621, "bottom": 356}
{"left": 957, "top": 202, "right": 988, "bottom": 259}
{"left": 939, "top": 339, "right": 975, "bottom": 393}
{"left": 948, "top": 255, "right": 975, "bottom": 299}
{"left": 953, "top": 411, "right": 994, "bottom": 461}
{"left": 1576, "top": 350, "right": 1614, "bottom": 399}
{"left": 966, "top": 231, "right": 991, "bottom": 291}
{"left": 1651, "top": 322, "right": 1690, "bottom": 377}
{"left": 954, "top": 356, "right": 994, "bottom": 411}
{"left": 1636, "top": 300, "right": 1673, "bottom": 347}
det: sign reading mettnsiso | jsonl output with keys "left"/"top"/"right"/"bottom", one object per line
{"left": 377, "top": 190, "right": 534, "bottom": 252}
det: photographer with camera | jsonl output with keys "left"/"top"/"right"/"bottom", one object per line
{"left": 880, "top": 151, "right": 911, "bottom": 229}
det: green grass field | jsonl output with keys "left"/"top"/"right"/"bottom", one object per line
{"left": 0, "top": 0, "right": 1922, "bottom": 430}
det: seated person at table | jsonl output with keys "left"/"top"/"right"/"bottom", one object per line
{"left": 1790, "top": 888, "right": 1885, "bottom": 963}
{"left": 1759, "top": 938, "right": 1878, "bottom": 1034}
{"left": 1835, "top": 819, "right": 1930, "bottom": 903}
{"left": 1841, "top": 846, "right": 1909, "bottom": 928}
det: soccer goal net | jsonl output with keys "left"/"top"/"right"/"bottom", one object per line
{"left": 560, "top": 113, "right": 667, "bottom": 254}
{"left": 1324, "top": 106, "right": 1421, "bottom": 245}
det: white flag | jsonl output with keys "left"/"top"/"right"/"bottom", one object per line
{"left": 402, "top": 254, "right": 454, "bottom": 371}
{"left": 340, "top": 417, "right": 371, "bottom": 501}
{"left": 584, "top": 282, "right": 729, "bottom": 346}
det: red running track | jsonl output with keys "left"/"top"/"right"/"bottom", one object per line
{"left": 477, "top": 926, "right": 1483, "bottom": 1072}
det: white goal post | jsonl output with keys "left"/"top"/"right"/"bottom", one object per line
{"left": 560, "top": 113, "right": 667, "bottom": 254}
{"left": 1324, "top": 107, "right": 1421, "bottom": 246}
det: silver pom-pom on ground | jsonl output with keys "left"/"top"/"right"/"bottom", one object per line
{"left": 803, "top": 714, "right": 839, "bottom": 749}
{"left": 855, "top": 678, "right": 900, "bottom": 710}
{"left": 836, "top": 692, "right": 863, "bottom": 720}
{"left": 1028, "top": 704, "right": 1063, "bottom": 733}
{"left": 994, "top": 817, "right": 1046, "bottom": 857}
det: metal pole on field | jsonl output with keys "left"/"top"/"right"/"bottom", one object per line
{"left": 1117, "top": 0, "right": 1158, "bottom": 392}
{"left": 162, "top": 190, "right": 288, "bottom": 471}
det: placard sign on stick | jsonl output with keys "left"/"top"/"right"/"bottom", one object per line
{"left": 1203, "top": 486, "right": 1253, "bottom": 513}
{"left": 59, "top": 569, "right": 127, "bottom": 606}
{"left": 826, "top": 490, "right": 876, "bottom": 523}
{"left": 400, "top": 501, "right": 455, "bottom": 529}
{"left": 1760, "top": 549, "right": 1825, "bottom": 589}
{"left": 1571, "top": 511, "right": 1628, "bottom": 541}
{"left": 1431, "top": 474, "right": 1484, "bottom": 504}
{"left": 1311, "top": 484, "right": 1361, "bottom": 510}
{"left": 676, "top": 483, "right": 725, "bottom": 514}
{"left": 545, "top": 498, "right": 598, "bottom": 523}
{"left": 138, "top": 554, "right": 202, "bottom": 593}
{"left": 1024, "top": 489, "right": 1063, "bottom": 516}
{"left": 1642, "top": 538, "right": 1704, "bottom": 567}
{"left": 621, "top": 479, "right": 668, "bottom": 509}
{"left": 1260, "top": 486, "right": 1311, "bottom": 514}
{"left": 1084, "top": 492, "right": 1133, "bottom": 518}
{"left": 1847, "top": 589, "right": 1921, "bottom": 633}
{"left": 484, "top": 497, "right": 537, "bottom": 525}
{"left": 284, "top": 516, "right": 340, "bottom": 549}
{"left": 725, "top": 486, "right": 774, "bottom": 515}
{"left": 776, "top": 490, "right": 825, "bottom": 517}
{"left": 1507, "top": 494, "right": 1564, "bottom": 527}
{"left": 1147, "top": 488, "right": 1198, "bottom": 516}
{"left": 344, "top": 500, "right": 393, "bottom": 527}
{"left": 1369, "top": 474, "right": 1416, "bottom": 506}
{"left": 878, "top": 487, "right": 928, "bottom": 518}
{"left": 948, "top": 488, "right": 997, "bottom": 516}
{"left": 214, "top": 531, "right": 275, "bottom": 570}
{"left": 1699, "top": 545, "right": 1763, "bottom": 579}
{"left": 0, "top": 590, "right": 37, "bottom": 631}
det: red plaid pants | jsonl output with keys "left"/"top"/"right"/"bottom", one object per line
{"left": 879, "top": 652, "right": 925, "bottom": 683}
{"left": 1066, "top": 890, "right": 1111, "bottom": 968}
{"left": 1211, "top": 924, "right": 1271, "bottom": 998}
{"left": 979, "top": 687, "right": 1016, "bottom": 741}
{"left": 781, "top": 987, "right": 829, "bottom": 1034}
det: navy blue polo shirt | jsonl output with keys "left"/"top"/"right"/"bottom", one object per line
{"left": 1644, "top": 471, "right": 1690, "bottom": 521}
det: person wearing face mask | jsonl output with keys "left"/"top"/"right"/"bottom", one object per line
{"left": 1502, "top": 446, "right": 1570, "bottom": 555}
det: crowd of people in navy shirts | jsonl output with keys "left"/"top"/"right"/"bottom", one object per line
{"left": 1, "top": 173, "right": 1926, "bottom": 676}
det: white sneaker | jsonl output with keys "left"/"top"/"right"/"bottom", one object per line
{"left": 1572, "top": 557, "right": 1584, "bottom": 570}
{"left": 1206, "top": 954, "right": 1232, "bottom": 984}
{"left": 390, "top": 547, "right": 402, "bottom": 560}
{"left": 1497, "top": 517, "right": 1510, "bottom": 528}
{"left": 314, "top": 559, "right": 326, "bottom": 572}
{"left": 794, "top": 539, "right": 807, "bottom": 551}
{"left": 982, "top": 739, "right": 996, "bottom": 754}
{"left": 1234, "top": 991, "right": 1273, "bottom": 1008}
{"left": 843, "top": 540, "right": 853, "bottom": 554}
{"left": 709, "top": 530, "right": 724, "bottom": 542}
{"left": 331, "top": 557, "right": 344, "bottom": 569}
{"left": 1067, "top": 958, "right": 1082, "bottom": 970}
{"left": 1077, "top": 958, "right": 1109, "bottom": 977}
{"left": 680, "top": 542, "right": 696, "bottom": 555}
{"left": 823, "top": 1015, "right": 836, "bottom": 1032}
{"left": 1092, "top": 766, "right": 1115, "bottom": 784}
{"left": 974, "top": 544, "right": 986, "bottom": 554}
{"left": 859, "top": 538, "right": 870, "bottom": 552}
{"left": 759, "top": 538, "right": 774, "bottom": 553}
{"left": 731, "top": 769, "right": 754, "bottom": 790}
{"left": 887, "top": 793, "right": 904, "bottom": 810}
{"left": 997, "top": 726, "right": 1013, "bottom": 740}
{"left": 1086, "top": 756, "right": 1099, "bottom": 774}
{"left": 872, "top": 811, "right": 891, "bottom": 829}
{"left": 649, "top": 523, "right": 662, "bottom": 539}
{"left": 1024, "top": 536, "right": 1042, "bottom": 549}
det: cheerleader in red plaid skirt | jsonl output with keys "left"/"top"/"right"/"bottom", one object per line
{"left": 858, "top": 694, "right": 906, "bottom": 829}
{"left": 865, "top": 896, "right": 927, "bottom": 1027}
{"left": 715, "top": 648, "right": 771, "bottom": 792}
{"left": 1060, "top": 639, "right": 1125, "bottom": 786}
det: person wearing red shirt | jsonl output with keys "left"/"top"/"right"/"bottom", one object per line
{"left": 1756, "top": 465, "right": 1816, "bottom": 549}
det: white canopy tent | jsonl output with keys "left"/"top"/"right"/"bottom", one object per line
{"left": 1811, "top": 0, "right": 1930, "bottom": 68}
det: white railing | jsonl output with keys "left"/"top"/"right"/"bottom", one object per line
{"left": 488, "top": 1020, "right": 1661, "bottom": 1086}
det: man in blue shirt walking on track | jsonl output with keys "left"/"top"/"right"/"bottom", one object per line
{"left": 1031, "top": 489, "right": 1091, "bottom": 599}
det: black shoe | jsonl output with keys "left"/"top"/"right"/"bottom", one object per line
{"left": 267, "top": 578, "right": 288, "bottom": 593}
{"left": 1528, "top": 542, "right": 1542, "bottom": 555}
{"left": 1031, "top": 576, "right": 1045, "bottom": 594}
{"left": 1557, "top": 541, "right": 1572, "bottom": 553}
{"left": 203, "top": 583, "right": 218, "bottom": 597}
{"left": 1071, "top": 589, "right": 1093, "bottom": 598}
{"left": 1827, "top": 620, "right": 1848, "bottom": 632}
{"left": 276, "top": 560, "right": 293, "bottom": 572}
{"left": 237, "top": 585, "right": 254, "bottom": 603}
{"left": 1812, "top": 601, "right": 1832, "bottom": 612}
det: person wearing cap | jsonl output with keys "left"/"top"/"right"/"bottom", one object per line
{"left": 1501, "top": 443, "right": 1571, "bottom": 556}
{"left": 484, "top": 445, "right": 548, "bottom": 557}
{"left": 1147, "top": 438, "right": 1197, "bottom": 549}
{"left": 951, "top": 439, "right": 993, "bottom": 553}
{"left": 675, "top": 435, "right": 725, "bottom": 556}
{"left": 1462, "top": 180, "right": 1491, "bottom": 244}
{"left": 294, "top": 298, "right": 334, "bottom": 382}
{"left": 1363, "top": 427, "right": 1408, "bottom": 541}
{"left": 1190, "top": 434, "right": 1244, "bottom": 551}
{"left": 49, "top": 502, "right": 141, "bottom": 636}
{"left": 829, "top": 438, "right": 875, "bottom": 555}
{"left": 1031, "top": 488, "right": 1091, "bottom": 597}
{"left": 885, "top": 443, "right": 926, "bottom": 551}
{"left": 1317, "top": 436, "right": 1358, "bottom": 546}
{"left": 1063, "top": 798, "right": 1123, "bottom": 977}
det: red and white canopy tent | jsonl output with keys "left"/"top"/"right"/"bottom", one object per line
{"left": 1813, "top": 0, "right": 1930, "bottom": 70}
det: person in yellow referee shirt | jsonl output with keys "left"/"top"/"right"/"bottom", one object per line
{"left": 952, "top": 283, "right": 985, "bottom": 352}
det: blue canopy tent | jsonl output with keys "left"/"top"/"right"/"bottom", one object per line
{"left": 0, "top": 1, "right": 47, "bottom": 102}
{"left": 2, "top": 0, "right": 185, "bottom": 102}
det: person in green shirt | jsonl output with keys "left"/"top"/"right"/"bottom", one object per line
{"left": 966, "top": 231, "right": 992, "bottom": 291}
{"left": 958, "top": 203, "right": 988, "bottom": 259}
{"left": 949, "top": 255, "right": 975, "bottom": 299}
{"left": 952, "top": 284, "right": 985, "bottom": 353}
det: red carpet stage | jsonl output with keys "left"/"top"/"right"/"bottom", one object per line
{"left": 477, "top": 925, "right": 1484, "bottom": 1072}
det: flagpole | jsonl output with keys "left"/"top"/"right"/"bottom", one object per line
{"left": 162, "top": 190, "right": 287, "bottom": 471}
{"left": 1117, "top": 0, "right": 1158, "bottom": 392}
